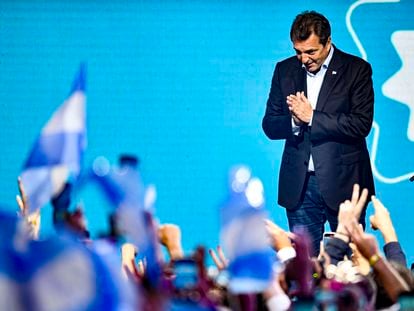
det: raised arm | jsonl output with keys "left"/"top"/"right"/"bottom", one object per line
{"left": 158, "top": 223, "right": 184, "bottom": 261}
{"left": 369, "top": 195, "right": 407, "bottom": 266}
{"left": 345, "top": 220, "right": 410, "bottom": 302}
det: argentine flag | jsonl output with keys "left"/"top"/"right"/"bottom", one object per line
{"left": 0, "top": 209, "right": 135, "bottom": 311}
{"left": 21, "top": 65, "right": 86, "bottom": 213}
{"left": 91, "top": 157, "right": 162, "bottom": 286}
{"left": 220, "top": 165, "right": 275, "bottom": 294}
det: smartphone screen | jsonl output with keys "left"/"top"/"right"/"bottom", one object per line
{"left": 172, "top": 259, "right": 198, "bottom": 290}
{"left": 323, "top": 232, "right": 335, "bottom": 247}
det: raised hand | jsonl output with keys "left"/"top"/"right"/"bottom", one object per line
{"left": 208, "top": 245, "right": 229, "bottom": 271}
{"left": 158, "top": 223, "right": 184, "bottom": 260}
{"left": 16, "top": 177, "right": 40, "bottom": 239}
{"left": 121, "top": 243, "right": 139, "bottom": 278}
{"left": 264, "top": 219, "right": 292, "bottom": 251}
{"left": 336, "top": 184, "right": 368, "bottom": 239}
{"left": 345, "top": 220, "right": 379, "bottom": 260}
{"left": 369, "top": 196, "right": 397, "bottom": 243}
{"left": 284, "top": 228, "right": 313, "bottom": 298}
{"left": 16, "top": 176, "right": 28, "bottom": 216}
{"left": 338, "top": 183, "right": 369, "bottom": 222}
{"left": 286, "top": 91, "right": 313, "bottom": 124}
{"left": 348, "top": 183, "right": 369, "bottom": 220}
{"left": 345, "top": 218, "right": 410, "bottom": 302}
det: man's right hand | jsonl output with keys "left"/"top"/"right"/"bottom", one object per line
{"left": 292, "top": 114, "right": 304, "bottom": 126}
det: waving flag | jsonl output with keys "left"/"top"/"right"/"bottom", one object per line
{"left": 220, "top": 165, "right": 275, "bottom": 294}
{"left": 0, "top": 208, "right": 136, "bottom": 311}
{"left": 90, "top": 156, "right": 163, "bottom": 286}
{"left": 20, "top": 64, "right": 87, "bottom": 213}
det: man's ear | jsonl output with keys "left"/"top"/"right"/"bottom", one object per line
{"left": 326, "top": 36, "right": 332, "bottom": 48}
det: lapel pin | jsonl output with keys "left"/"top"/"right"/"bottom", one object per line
{"left": 332, "top": 71, "right": 337, "bottom": 75}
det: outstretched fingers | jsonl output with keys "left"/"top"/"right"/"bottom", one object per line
{"left": 209, "top": 245, "right": 228, "bottom": 271}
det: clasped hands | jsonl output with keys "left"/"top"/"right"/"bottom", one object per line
{"left": 286, "top": 91, "right": 313, "bottom": 125}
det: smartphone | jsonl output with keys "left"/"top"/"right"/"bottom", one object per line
{"left": 323, "top": 232, "right": 335, "bottom": 247}
{"left": 172, "top": 258, "right": 199, "bottom": 290}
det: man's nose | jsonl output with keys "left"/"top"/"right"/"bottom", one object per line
{"left": 301, "top": 55, "right": 309, "bottom": 64}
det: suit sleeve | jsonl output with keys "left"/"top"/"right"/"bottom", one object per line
{"left": 383, "top": 241, "right": 407, "bottom": 267}
{"left": 311, "top": 62, "right": 374, "bottom": 142}
{"left": 262, "top": 63, "right": 295, "bottom": 140}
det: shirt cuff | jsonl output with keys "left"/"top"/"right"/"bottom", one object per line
{"left": 291, "top": 118, "right": 301, "bottom": 136}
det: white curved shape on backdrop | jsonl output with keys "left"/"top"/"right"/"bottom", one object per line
{"left": 346, "top": 0, "right": 414, "bottom": 183}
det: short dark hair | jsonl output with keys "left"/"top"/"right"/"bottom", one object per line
{"left": 290, "top": 11, "right": 331, "bottom": 46}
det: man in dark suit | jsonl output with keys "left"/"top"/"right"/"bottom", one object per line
{"left": 262, "top": 11, "right": 375, "bottom": 256}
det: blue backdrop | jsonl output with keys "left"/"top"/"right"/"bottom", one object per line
{"left": 1, "top": 0, "right": 414, "bottom": 263}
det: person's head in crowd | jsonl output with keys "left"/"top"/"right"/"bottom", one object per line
{"left": 119, "top": 153, "right": 140, "bottom": 169}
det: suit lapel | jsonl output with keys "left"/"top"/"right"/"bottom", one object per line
{"left": 315, "top": 48, "right": 345, "bottom": 111}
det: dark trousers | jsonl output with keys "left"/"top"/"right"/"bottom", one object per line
{"left": 286, "top": 173, "right": 339, "bottom": 257}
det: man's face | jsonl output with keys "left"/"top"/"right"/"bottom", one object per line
{"left": 293, "top": 33, "right": 331, "bottom": 73}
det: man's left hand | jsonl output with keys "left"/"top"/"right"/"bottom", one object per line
{"left": 287, "top": 91, "right": 313, "bottom": 124}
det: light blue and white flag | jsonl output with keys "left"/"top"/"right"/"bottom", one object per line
{"left": 21, "top": 64, "right": 87, "bottom": 213}
{"left": 0, "top": 222, "right": 136, "bottom": 311}
{"left": 220, "top": 165, "right": 275, "bottom": 294}
{"left": 90, "top": 156, "right": 162, "bottom": 286}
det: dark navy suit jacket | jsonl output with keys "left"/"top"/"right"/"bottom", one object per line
{"left": 262, "top": 46, "right": 375, "bottom": 211}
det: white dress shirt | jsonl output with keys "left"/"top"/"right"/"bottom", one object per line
{"left": 292, "top": 45, "right": 334, "bottom": 172}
